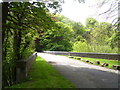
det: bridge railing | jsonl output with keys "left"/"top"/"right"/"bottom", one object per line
{"left": 43, "top": 51, "right": 120, "bottom": 60}
{"left": 43, "top": 51, "right": 69, "bottom": 55}
{"left": 16, "top": 52, "right": 37, "bottom": 83}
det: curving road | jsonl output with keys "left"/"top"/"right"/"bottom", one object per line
{"left": 37, "top": 53, "right": 120, "bottom": 88}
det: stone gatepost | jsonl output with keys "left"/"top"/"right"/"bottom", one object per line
{"left": 16, "top": 60, "right": 27, "bottom": 83}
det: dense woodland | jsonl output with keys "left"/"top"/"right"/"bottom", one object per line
{"left": 2, "top": 1, "right": 120, "bottom": 87}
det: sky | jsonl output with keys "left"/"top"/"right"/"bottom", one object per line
{"left": 0, "top": 0, "right": 118, "bottom": 25}
{"left": 60, "top": 0, "right": 118, "bottom": 25}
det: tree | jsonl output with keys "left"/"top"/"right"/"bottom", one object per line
{"left": 2, "top": 2, "right": 60, "bottom": 87}
{"left": 91, "top": 0, "right": 120, "bottom": 52}
{"left": 93, "top": 0, "right": 119, "bottom": 30}
{"left": 38, "top": 22, "right": 73, "bottom": 51}
{"left": 55, "top": 14, "right": 72, "bottom": 24}
{"left": 73, "top": 17, "right": 118, "bottom": 53}
{"left": 71, "top": 22, "right": 85, "bottom": 42}
{"left": 90, "top": 22, "right": 114, "bottom": 45}
{"left": 108, "top": 31, "right": 120, "bottom": 50}
{"left": 55, "top": 14, "right": 86, "bottom": 42}
{"left": 82, "top": 18, "right": 99, "bottom": 43}
{"left": 85, "top": 17, "right": 99, "bottom": 30}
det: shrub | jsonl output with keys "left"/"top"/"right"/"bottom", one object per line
{"left": 73, "top": 41, "right": 119, "bottom": 53}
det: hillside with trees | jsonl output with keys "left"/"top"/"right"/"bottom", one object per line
{"left": 54, "top": 14, "right": 119, "bottom": 53}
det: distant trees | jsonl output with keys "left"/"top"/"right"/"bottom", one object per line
{"left": 35, "top": 14, "right": 86, "bottom": 52}
{"left": 36, "top": 14, "right": 74, "bottom": 51}
{"left": 39, "top": 22, "right": 73, "bottom": 51}
{"left": 85, "top": 17, "right": 99, "bottom": 30}
{"left": 55, "top": 14, "right": 86, "bottom": 42}
{"left": 52, "top": 14, "right": 119, "bottom": 53}
{"left": 91, "top": 0, "right": 120, "bottom": 51}
{"left": 72, "top": 17, "right": 119, "bottom": 53}
{"left": 88, "top": 22, "right": 113, "bottom": 45}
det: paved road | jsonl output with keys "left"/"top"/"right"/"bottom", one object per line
{"left": 37, "top": 53, "right": 120, "bottom": 88}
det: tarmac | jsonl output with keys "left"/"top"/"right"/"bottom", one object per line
{"left": 37, "top": 53, "right": 120, "bottom": 88}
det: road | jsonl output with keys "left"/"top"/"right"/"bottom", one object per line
{"left": 37, "top": 53, "right": 120, "bottom": 88}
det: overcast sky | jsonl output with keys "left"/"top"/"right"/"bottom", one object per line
{"left": 60, "top": 0, "right": 118, "bottom": 25}
{"left": 0, "top": 0, "right": 118, "bottom": 25}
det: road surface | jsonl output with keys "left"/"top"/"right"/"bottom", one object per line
{"left": 37, "top": 53, "right": 120, "bottom": 88}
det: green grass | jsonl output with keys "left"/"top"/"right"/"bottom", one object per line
{"left": 8, "top": 56, "right": 76, "bottom": 88}
{"left": 72, "top": 56, "right": 120, "bottom": 69}
{"left": 57, "top": 54, "right": 119, "bottom": 69}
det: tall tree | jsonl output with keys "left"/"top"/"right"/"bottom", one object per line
{"left": 90, "top": 22, "right": 113, "bottom": 45}
{"left": 2, "top": 1, "right": 61, "bottom": 87}
{"left": 38, "top": 22, "right": 73, "bottom": 51}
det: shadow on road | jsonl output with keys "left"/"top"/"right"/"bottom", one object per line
{"left": 51, "top": 63, "right": 119, "bottom": 88}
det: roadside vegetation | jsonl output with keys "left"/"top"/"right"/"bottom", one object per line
{"left": 38, "top": 14, "right": 119, "bottom": 53}
{"left": 69, "top": 56, "right": 120, "bottom": 69}
{"left": 8, "top": 56, "right": 76, "bottom": 88}
{"left": 3, "top": 1, "right": 119, "bottom": 88}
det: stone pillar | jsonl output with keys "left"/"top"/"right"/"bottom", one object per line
{"left": 15, "top": 52, "right": 37, "bottom": 83}
{"left": 68, "top": 52, "right": 70, "bottom": 56}
{"left": 16, "top": 60, "right": 27, "bottom": 83}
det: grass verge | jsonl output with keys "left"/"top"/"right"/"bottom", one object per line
{"left": 72, "top": 56, "right": 120, "bottom": 69}
{"left": 57, "top": 54, "right": 119, "bottom": 69}
{"left": 8, "top": 56, "right": 76, "bottom": 88}
{"left": 58, "top": 54, "right": 119, "bottom": 69}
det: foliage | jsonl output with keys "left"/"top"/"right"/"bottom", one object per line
{"left": 90, "top": 22, "right": 114, "bottom": 45}
{"left": 108, "top": 31, "right": 120, "bottom": 49}
{"left": 2, "top": 2, "right": 60, "bottom": 87}
{"left": 54, "top": 14, "right": 72, "bottom": 24}
{"left": 73, "top": 41, "right": 119, "bottom": 53}
{"left": 73, "top": 41, "right": 91, "bottom": 52}
{"left": 8, "top": 56, "right": 76, "bottom": 88}
{"left": 55, "top": 14, "right": 86, "bottom": 42}
{"left": 73, "top": 17, "right": 119, "bottom": 54}
{"left": 38, "top": 22, "right": 73, "bottom": 51}
{"left": 71, "top": 22, "right": 85, "bottom": 42}
{"left": 85, "top": 17, "right": 99, "bottom": 30}
{"left": 50, "top": 15, "right": 119, "bottom": 53}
